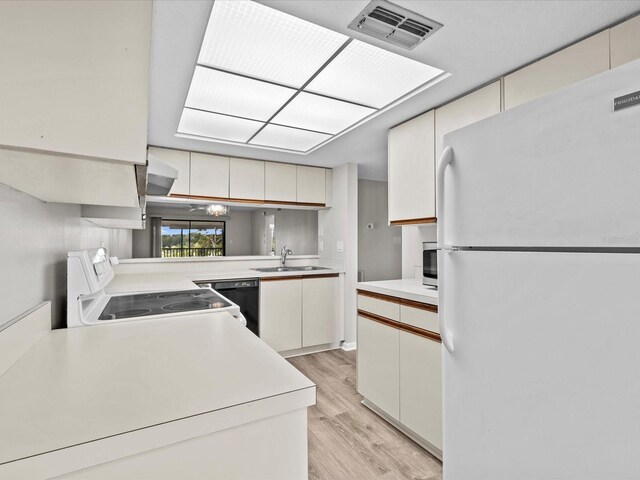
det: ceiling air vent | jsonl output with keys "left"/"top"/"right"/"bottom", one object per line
{"left": 348, "top": 0, "right": 442, "bottom": 50}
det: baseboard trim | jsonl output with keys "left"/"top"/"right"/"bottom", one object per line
{"left": 279, "top": 342, "right": 342, "bottom": 359}
{"left": 361, "top": 398, "right": 443, "bottom": 461}
{"left": 340, "top": 342, "right": 357, "bottom": 351}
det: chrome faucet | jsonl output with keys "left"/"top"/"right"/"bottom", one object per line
{"left": 281, "top": 245, "right": 293, "bottom": 267}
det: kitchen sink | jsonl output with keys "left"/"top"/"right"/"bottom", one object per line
{"left": 252, "top": 266, "right": 329, "bottom": 273}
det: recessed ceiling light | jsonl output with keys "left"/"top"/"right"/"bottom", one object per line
{"left": 177, "top": 0, "right": 448, "bottom": 153}
{"left": 178, "top": 109, "right": 263, "bottom": 143}
{"left": 198, "top": 0, "right": 348, "bottom": 88}
{"left": 272, "top": 92, "right": 375, "bottom": 135}
{"left": 306, "top": 40, "right": 444, "bottom": 108}
{"left": 250, "top": 124, "right": 331, "bottom": 152}
{"left": 185, "top": 67, "right": 296, "bottom": 121}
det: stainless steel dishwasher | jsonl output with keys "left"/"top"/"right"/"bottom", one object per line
{"left": 196, "top": 279, "right": 259, "bottom": 336}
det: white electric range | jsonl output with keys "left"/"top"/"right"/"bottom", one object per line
{"left": 67, "top": 248, "right": 245, "bottom": 328}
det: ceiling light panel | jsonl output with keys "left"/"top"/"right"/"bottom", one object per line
{"left": 305, "top": 39, "right": 444, "bottom": 108}
{"left": 198, "top": 0, "right": 348, "bottom": 88}
{"left": 178, "top": 109, "right": 263, "bottom": 143}
{"left": 185, "top": 67, "right": 296, "bottom": 121}
{"left": 250, "top": 124, "right": 331, "bottom": 152}
{"left": 272, "top": 92, "right": 375, "bottom": 135}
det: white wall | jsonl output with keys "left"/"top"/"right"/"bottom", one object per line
{"left": 358, "top": 180, "right": 401, "bottom": 282}
{"left": 401, "top": 224, "right": 437, "bottom": 279}
{"left": 0, "top": 184, "right": 132, "bottom": 329}
{"left": 319, "top": 163, "right": 358, "bottom": 346}
{"left": 225, "top": 210, "right": 252, "bottom": 256}
{"left": 273, "top": 209, "right": 318, "bottom": 256}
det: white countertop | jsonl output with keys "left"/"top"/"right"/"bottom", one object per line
{"left": 105, "top": 272, "right": 198, "bottom": 294}
{"left": 357, "top": 279, "right": 438, "bottom": 305}
{"left": 185, "top": 267, "right": 344, "bottom": 282}
{"left": 0, "top": 313, "right": 315, "bottom": 465}
{"left": 106, "top": 269, "right": 344, "bottom": 294}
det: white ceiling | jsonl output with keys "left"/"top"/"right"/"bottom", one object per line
{"left": 149, "top": 0, "right": 640, "bottom": 180}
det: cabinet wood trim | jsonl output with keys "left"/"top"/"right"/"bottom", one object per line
{"left": 357, "top": 290, "right": 438, "bottom": 313}
{"left": 358, "top": 310, "right": 441, "bottom": 343}
{"left": 262, "top": 273, "right": 339, "bottom": 282}
{"left": 265, "top": 199, "right": 326, "bottom": 207}
{"left": 357, "top": 289, "right": 400, "bottom": 304}
{"left": 400, "top": 298, "right": 438, "bottom": 313}
{"left": 170, "top": 194, "right": 325, "bottom": 208}
{"left": 389, "top": 217, "right": 437, "bottom": 226}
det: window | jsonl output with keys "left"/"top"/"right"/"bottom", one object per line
{"left": 161, "top": 220, "right": 225, "bottom": 257}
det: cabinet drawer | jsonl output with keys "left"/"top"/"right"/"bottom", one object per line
{"left": 357, "top": 293, "right": 400, "bottom": 321}
{"left": 400, "top": 304, "right": 438, "bottom": 334}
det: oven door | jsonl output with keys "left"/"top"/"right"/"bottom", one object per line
{"left": 423, "top": 245, "right": 438, "bottom": 286}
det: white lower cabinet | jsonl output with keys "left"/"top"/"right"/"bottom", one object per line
{"left": 261, "top": 274, "right": 342, "bottom": 353}
{"left": 399, "top": 331, "right": 443, "bottom": 451}
{"left": 357, "top": 316, "right": 400, "bottom": 420}
{"left": 302, "top": 276, "right": 342, "bottom": 347}
{"left": 259, "top": 279, "right": 302, "bottom": 352}
{"left": 357, "top": 291, "right": 442, "bottom": 456}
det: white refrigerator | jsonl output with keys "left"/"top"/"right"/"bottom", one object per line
{"left": 438, "top": 58, "right": 640, "bottom": 479}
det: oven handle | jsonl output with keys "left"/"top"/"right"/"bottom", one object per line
{"left": 436, "top": 146, "right": 455, "bottom": 354}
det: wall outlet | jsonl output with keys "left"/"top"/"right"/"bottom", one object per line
{"left": 319, "top": 240, "right": 324, "bottom": 252}
{"left": 336, "top": 240, "right": 344, "bottom": 253}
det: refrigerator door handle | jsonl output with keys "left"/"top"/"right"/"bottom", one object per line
{"left": 437, "top": 146, "right": 453, "bottom": 251}
{"left": 437, "top": 146, "right": 455, "bottom": 353}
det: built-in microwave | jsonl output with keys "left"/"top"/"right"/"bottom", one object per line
{"left": 422, "top": 242, "right": 437, "bottom": 287}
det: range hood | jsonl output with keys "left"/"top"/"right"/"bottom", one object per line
{"left": 146, "top": 155, "right": 178, "bottom": 196}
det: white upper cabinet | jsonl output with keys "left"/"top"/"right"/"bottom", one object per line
{"left": 435, "top": 81, "right": 502, "bottom": 157}
{"left": 0, "top": 0, "right": 151, "bottom": 164}
{"left": 265, "top": 162, "right": 297, "bottom": 203}
{"left": 296, "top": 166, "right": 326, "bottom": 205}
{"left": 190, "top": 153, "right": 230, "bottom": 199}
{"left": 229, "top": 158, "right": 265, "bottom": 201}
{"left": 610, "top": 16, "right": 640, "bottom": 68}
{"left": 148, "top": 147, "right": 190, "bottom": 196}
{"left": 388, "top": 110, "right": 436, "bottom": 224}
{"left": 504, "top": 30, "right": 609, "bottom": 110}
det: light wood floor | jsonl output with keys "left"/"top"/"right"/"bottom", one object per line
{"left": 288, "top": 349, "right": 442, "bottom": 480}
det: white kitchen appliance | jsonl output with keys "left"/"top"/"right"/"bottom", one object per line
{"left": 438, "top": 58, "right": 640, "bottom": 479}
{"left": 67, "top": 248, "right": 245, "bottom": 328}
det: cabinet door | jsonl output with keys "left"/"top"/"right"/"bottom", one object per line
{"left": 399, "top": 332, "right": 442, "bottom": 450}
{"left": 357, "top": 315, "right": 400, "bottom": 420}
{"left": 190, "top": 153, "right": 229, "bottom": 198}
{"left": 302, "top": 276, "right": 341, "bottom": 347}
{"left": 435, "top": 81, "right": 501, "bottom": 157}
{"left": 148, "top": 147, "right": 190, "bottom": 196}
{"left": 610, "top": 16, "right": 640, "bottom": 68}
{"left": 296, "top": 166, "right": 326, "bottom": 205}
{"left": 504, "top": 31, "right": 609, "bottom": 110}
{"left": 265, "top": 162, "right": 297, "bottom": 203}
{"left": 0, "top": 1, "right": 151, "bottom": 164}
{"left": 229, "top": 158, "right": 265, "bottom": 201}
{"left": 259, "top": 279, "right": 302, "bottom": 352}
{"left": 388, "top": 110, "right": 435, "bottom": 224}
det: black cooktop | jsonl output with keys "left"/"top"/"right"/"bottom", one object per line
{"left": 98, "top": 289, "right": 232, "bottom": 321}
